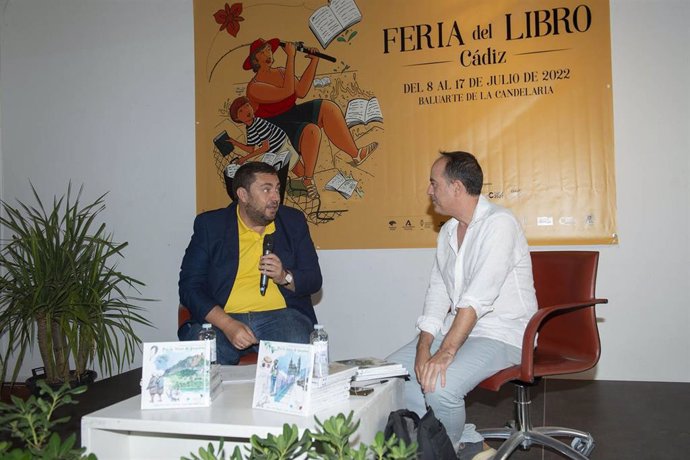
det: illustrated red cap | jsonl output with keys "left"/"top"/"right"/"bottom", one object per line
{"left": 243, "top": 38, "right": 281, "bottom": 70}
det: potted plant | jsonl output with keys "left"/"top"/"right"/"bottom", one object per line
{"left": 0, "top": 183, "right": 152, "bottom": 388}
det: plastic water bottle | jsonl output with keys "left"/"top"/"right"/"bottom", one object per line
{"left": 198, "top": 323, "right": 217, "bottom": 364}
{"left": 310, "top": 324, "right": 329, "bottom": 386}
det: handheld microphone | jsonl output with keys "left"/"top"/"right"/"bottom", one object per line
{"left": 259, "top": 233, "right": 275, "bottom": 296}
{"left": 279, "top": 41, "right": 337, "bottom": 63}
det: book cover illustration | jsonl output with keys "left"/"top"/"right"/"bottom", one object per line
{"left": 309, "top": 0, "right": 362, "bottom": 49}
{"left": 344, "top": 97, "right": 383, "bottom": 128}
{"left": 141, "top": 341, "right": 211, "bottom": 410}
{"left": 252, "top": 340, "right": 314, "bottom": 416}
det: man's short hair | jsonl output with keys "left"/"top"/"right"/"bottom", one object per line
{"left": 229, "top": 96, "right": 251, "bottom": 123}
{"left": 440, "top": 151, "right": 483, "bottom": 196}
{"left": 232, "top": 162, "right": 278, "bottom": 197}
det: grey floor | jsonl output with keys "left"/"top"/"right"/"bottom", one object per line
{"left": 22, "top": 369, "right": 690, "bottom": 459}
{"left": 466, "top": 378, "right": 690, "bottom": 459}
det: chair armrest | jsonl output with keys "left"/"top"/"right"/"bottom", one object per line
{"left": 518, "top": 298, "right": 608, "bottom": 382}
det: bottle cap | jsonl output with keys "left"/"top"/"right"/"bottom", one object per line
{"left": 314, "top": 324, "right": 324, "bottom": 330}
{"left": 202, "top": 323, "right": 212, "bottom": 329}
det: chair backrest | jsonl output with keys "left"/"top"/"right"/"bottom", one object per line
{"left": 178, "top": 304, "right": 191, "bottom": 328}
{"left": 531, "top": 251, "right": 601, "bottom": 367}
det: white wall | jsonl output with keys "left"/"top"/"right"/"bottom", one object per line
{"left": 1, "top": 0, "right": 688, "bottom": 383}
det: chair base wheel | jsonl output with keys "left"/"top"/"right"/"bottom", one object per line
{"left": 571, "top": 437, "right": 595, "bottom": 456}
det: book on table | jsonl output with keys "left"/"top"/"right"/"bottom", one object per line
{"left": 335, "top": 356, "right": 409, "bottom": 381}
{"left": 313, "top": 361, "right": 358, "bottom": 388}
{"left": 252, "top": 340, "right": 314, "bottom": 416}
{"left": 252, "top": 341, "right": 357, "bottom": 415}
{"left": 141, "top": 341, "right": 222, "bottom": 410}
{"left": 309, "top": 361, "right": 358, "bottom": 412}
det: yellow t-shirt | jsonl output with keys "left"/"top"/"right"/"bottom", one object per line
{"left": 224, "top": 210, "right": 287, "bottom": 313}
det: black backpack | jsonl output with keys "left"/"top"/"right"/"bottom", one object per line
{"left": 384, "top": 408, "right": 456, "bottom": 460}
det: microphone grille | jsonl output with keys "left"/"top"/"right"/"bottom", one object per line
{"left": 263, "top": 233, "right": 274, "bottom": 252}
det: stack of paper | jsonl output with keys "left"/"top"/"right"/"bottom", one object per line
{"left": 309, "top": 361, "right": 359, "bottom": 412}
{"left": 210, "top": 364, "right": 223, "bottom": 400}
{"left": 335, "top": 357, "right": 409, "bottom": 382}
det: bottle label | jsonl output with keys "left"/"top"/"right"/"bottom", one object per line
{"left": 312, "top": 341, "right": 329, "bottom": 385}
{"left": 210, "top": 338, "right": 217, "bottom": 363}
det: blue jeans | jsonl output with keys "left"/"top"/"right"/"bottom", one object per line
{"left": 387, "top": 336, "right": 521, "bottom": 446}
{"left": 178, "top": 308, "right": 313, "bottom": 365}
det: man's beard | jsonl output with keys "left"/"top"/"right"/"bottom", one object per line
{"left": 245, "top": 202, "right": 276, "bottom": 227}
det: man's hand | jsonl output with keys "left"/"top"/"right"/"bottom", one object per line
{"left": 205, "top": 306, "right": 258, "bottom": 350}
{"left": 222, "top": 318, "right": 258, "bottom": 350}
{"left": 418, "top": 349, "right": 455, "bottom": 393}
{"left": 414, "top": 346, "right": 431, "bottom": 381}
{"left": 259, "top": 253, "right": 286, "bottom": 285}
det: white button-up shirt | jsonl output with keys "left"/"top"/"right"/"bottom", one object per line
{"left": 416, "top": 195, "right": 537, "bottom": 349}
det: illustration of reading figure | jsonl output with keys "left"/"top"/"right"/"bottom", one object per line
{"left": 227, "top": 96, "right": 322, "bottom": 199}
{"left": 270, "top": 359, "right": 279, "bottom": 395}
{"left": 243, "top": 38, "right": 378, "bottom": 194}
{"left": 146, "top": 374, "right": 165, "bottom": 403}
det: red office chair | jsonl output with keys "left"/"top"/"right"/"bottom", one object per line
{"left": 178, "top": 305, "right": 258, "bottom": 365}
{"left": 477, "top": 251, "right": 608, "bottom": 459}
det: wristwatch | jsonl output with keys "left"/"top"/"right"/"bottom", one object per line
{"left": 281, "top": 272, "right": 293, "bottom": 286}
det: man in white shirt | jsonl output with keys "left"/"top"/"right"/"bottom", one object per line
{"left": 388, "top": 151, "right": 537, "bottom": 460}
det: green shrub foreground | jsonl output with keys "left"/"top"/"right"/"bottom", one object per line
{"left": 0, "top": 381, "right": 416, "bottom": 460}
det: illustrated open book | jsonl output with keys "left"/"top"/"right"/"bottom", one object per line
{"left": 345, "top": 97, "right": 383, "bottom": 128}
{"left": 325, "top": 171, "right": 358, "bottom": 199}
{"left": 262, "top": 150, "right": 291, "bottom": 170}
{"left": 225, "top": 163, "right": 240, "bottom": 179}
{"left": 309, "top": 0, "right": 362, "bottom": 48}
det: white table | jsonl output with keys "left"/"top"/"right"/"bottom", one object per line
{"left": 81, "top": 379, "right": 404, "bottom": 460}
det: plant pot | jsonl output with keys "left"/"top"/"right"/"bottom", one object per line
{"left": 25, "top": 367, "right": 97, "bottom": 396}
{"left": 1, "top": 382, "right": 31, "bottom": 402}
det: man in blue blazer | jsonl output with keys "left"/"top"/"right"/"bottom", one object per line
{"left": 178, "top": 162, "right": 322, "bottom": 364}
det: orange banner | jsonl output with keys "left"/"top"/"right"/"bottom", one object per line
{"left": 194, "top": 0, "right": 616, "bottom": 248}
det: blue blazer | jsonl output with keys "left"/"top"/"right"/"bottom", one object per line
{"left": 178, "top": 203, "right": 321, "bottom": 325}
